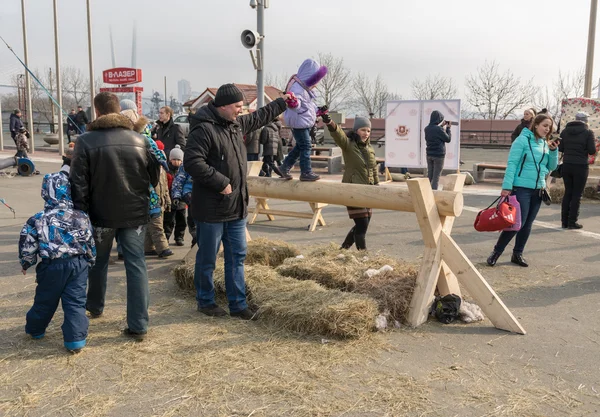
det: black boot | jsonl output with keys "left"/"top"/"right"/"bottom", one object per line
{"left": 568, "top": 222, "right": 583, "bottom": 229}
{"left": 511, "top": 253, "right": 529, "bottom": 267}
{"left": 340, "top": 227, "right": 355, "bottom": 250}
{"left": 487, "top": 251, "right": 501, "bottom": 267}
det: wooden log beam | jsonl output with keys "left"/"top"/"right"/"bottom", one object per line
{"left": 247, "top": 177, "right": 463, "bottom": 217}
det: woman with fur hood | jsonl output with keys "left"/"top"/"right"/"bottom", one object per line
{"left": 278, "top": 58, "right": 327, "bottom": 182}
{"left": 323, "top": 114, "right": 378, "bottom": 250}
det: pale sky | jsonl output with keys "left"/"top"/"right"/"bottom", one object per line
{"left": 0, "top": 0, "right": 597, "bottom": 108}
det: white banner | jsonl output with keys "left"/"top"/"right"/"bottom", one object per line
{"left": 385, "top": 100, "right": 461, "bottom": 170}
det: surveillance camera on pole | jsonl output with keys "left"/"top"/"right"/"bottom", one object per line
{"left": 249, "top": 0, "right": 257, "bottom": 8}
{"left": 241, "top": 29, "right": 261, "bottom": 49}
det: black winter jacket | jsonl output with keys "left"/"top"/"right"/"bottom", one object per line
{"left": 424, "top": 110, "right": 451, "bottom": 157}
{"left": 259, "top": 121, "right": 282, "bottom": 156}
{"left": 75, "top": 110, "right": 89, "bottom": 125}
{"left": 9, "top": 113, "right": 23, "bottom": 138}
{"left": 511, "top": 119, "right": 531, "bottom": 143}
{"left": 559, "top": 121, "right": 597, "bottom": 165}
{"left": 245, "top": 128, "right": 262, "bottom": 154}
{"left": 184, "top": 98, "right": 287, "bottom": 223}
{"left": 154, "top": 118, "right": 186, "bottom": 158}
{"left": 70, "top": 113, "right": 160, "bottom": 228}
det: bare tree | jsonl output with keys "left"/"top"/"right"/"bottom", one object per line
{"left": 264, "top": 72, "right": 290, "bottom": 91}
{"left": 62, "top": 66, "right": 89, "bottom": 106}
{"left": 465, "top": 60, "right": 535, "bottom": 119}
{"left": 411, "top": 74, "right": 457, "bottom": 100}
{"left": 352, "top": 73, "right": 400, "bottom": 118}
{"left": 313, "top": 52, "right": 353, "bottom": 111}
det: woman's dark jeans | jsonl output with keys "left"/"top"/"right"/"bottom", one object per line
{"left": 561, "top": 163, "right": 589, "bottom": 226}
{"left": 493, "top": 187, "right": 542, "bottom": 255}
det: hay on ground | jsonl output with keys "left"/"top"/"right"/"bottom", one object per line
{"left": 172, "top": 261, "right": 378, "bottom": 338}
{"left": 243, "top": 237, "right": 301, "bottom": 267}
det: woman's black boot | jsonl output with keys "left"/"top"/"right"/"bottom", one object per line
{"left": 511, "top": 253, "right": 529, "bottom": 267}
{"left": 486, "top": 251, "right": 501, "bottom": 266}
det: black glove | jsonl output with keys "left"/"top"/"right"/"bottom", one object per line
{"left": 321, "top": 112, "right": 331, "bottom": 124}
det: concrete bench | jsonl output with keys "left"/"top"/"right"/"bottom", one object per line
{"left": 473, "top": 162, "right": 507, "bottom": 182}
{"left": 310, "top": 154, "right": 342, "bottom": 174}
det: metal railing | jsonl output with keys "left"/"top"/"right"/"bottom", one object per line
{"left": 460, "top": 130, "right": 513, "bottom": 147}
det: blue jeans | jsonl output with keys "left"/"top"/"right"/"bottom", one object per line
{"left": 194, "top": 219, "right": 248, "bottom": 313}
{"left": 87, "top": 226, "right": 149, "bottom": 333}
{"left": 78, "top": 124, "right": 86, "bottom": 133}
{"left": 26, "top": 256, "right": 89, "bottom": 349}
{"left": 494, "top": 187, "right": 542, "bottom": 255}
{"left": 247, "top": 153, "right": 259, "bottom": 161}
{"left": 282, "top": 128, "right": 312, "bottom": 174}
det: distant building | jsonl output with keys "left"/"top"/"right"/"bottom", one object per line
{"left": 177, "top": 79, "right": 192, "bottom": 103}
{"left": 183, "top": 84, "right": 282, "bottom": 114}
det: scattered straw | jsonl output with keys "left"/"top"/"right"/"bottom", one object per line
{"left": 240, "top": 237, "right": 300, "bottom": 267}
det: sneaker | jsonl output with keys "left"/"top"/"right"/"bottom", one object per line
{"left": 299, "top": 172, "right": 321, "bottom": 182}
{"left": 158, "top": 249, "right": 174, "bottom": 258}
{"left": 29, "top": 332, "right": 45, "bottom": 340}
{"left": 145, "top": 250, "right": 157, "bottom": 256}
{"left": 279, "top": 166, "right": 293, "bottom": 180}
{"left": 230, "top": 308, "right": 258, "bottom": 321}
{"left": 117, "top": 253, "right": 124, "bottom": 261}
{"left": 122, "top": 328, "right": 146, "bottom": 341}
{"left": 175, "top": 240, "right": 184, "bottom": 247}
{"left": 198, "top": 304, "right": 228, "bottom": 317}
{"left": 568, "top": 223, "right": 583, "bottom": 229}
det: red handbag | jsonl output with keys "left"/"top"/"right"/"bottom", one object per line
{"left": 474, "top": 196, "right": 517, "bottom": 232}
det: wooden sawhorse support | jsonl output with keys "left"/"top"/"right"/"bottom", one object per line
{"left": 248, "top": 198, "right": 327, "bottom": 232}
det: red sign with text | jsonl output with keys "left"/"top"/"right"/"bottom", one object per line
{"left": 102, "top": 67, "right": 142, "bottom": 85}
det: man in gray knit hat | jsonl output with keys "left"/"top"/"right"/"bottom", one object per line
{"left": 184, "top": 84, "right": 294, "bottom": 320}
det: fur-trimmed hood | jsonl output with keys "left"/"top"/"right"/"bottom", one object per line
{"left": 87, "top": 113, "right": 134, "bottom": 132}
{"left": 133, "top": 116, "right": 150, "bottom": 133}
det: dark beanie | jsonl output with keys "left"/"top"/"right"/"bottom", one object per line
{"left": 214, "top": 83, "right": 244, "bottom": 107}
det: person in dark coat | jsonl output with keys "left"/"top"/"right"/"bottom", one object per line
{"left": 75, "top": 106, "right": 89, "bottom": 133}
{"left": 511, "top": 108, "right": 536, "bottom": 143}
{"left": 245, "top": 127, "right": 261, "bottom": 161}
{"left": 70, "top": 92, "right": 160, "bottom": 340}
{"left": 259, "top": 119, "right": 283, "bottom": 177}
{"left": 184, "top": 83, "right": 291, "bottom": 320}
{"left": 9, "top": 109, "right": 24, "bottom": 143}
{"left": 424, "top": 110, "right": 451, "bottom": 190}
{"left": 153, "top": 106, "right": 186, "bottom": 157}
{"left": 66, "top": 109, "right": 78, "bottom": 143}
{"left": 558, "top": 111, "right": 597, "bottom": 229}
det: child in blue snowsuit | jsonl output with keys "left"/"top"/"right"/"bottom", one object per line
{"left": 18, "top": 166, "right": 96, "bottom": 352}
{"left": 170, "top": 146, "right": 196, "bottom": 245}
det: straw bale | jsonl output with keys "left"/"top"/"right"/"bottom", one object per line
{"left": 243, "top": 237, "right": 301, "bottom": 267}
{"left": 549, "top": 183, "right": 600, "bottom": 204}
{"left": 172, "top": 261, "right": 378, "bottom": 338}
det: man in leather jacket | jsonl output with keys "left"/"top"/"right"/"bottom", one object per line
{"left": 70, "top": 92, "right": 160, "bottom": 341}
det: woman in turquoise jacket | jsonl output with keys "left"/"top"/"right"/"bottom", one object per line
{"left": 487, "top": 114, "right": 559, "bottom": 267}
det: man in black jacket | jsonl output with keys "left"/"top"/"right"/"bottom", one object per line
{"left": 153, "top": 106, "right": 186, "bottom": 157}
{"left": 75, "top": 105, "right": 89, "bottom": 133}
{"left": 184, "top": 84, "right": 291, "bottom": 320}
{"left": 9, "top": 109, "right": 24, "bottom": 142}
{"left": 424, "top": 110, "right": 451, "bottom": 190}
{"left": 558, "top": 111, "right": 597, "bottom": 229}
{"left": 70, "top": 92, "right": 160, "bottom": 340}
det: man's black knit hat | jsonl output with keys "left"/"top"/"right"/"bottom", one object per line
{"left": 214, "top": 83, "right": 244, "bottom": 107}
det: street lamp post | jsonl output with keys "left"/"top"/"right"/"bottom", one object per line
{"left": 21, "top": 0, "right": 34, "bottom": 153}
{"left": 256, "top": 0, "right": 265, "bottom": 109}
{"left": 86, "top": 0, "right": 96, "bottom": 121}
{"left": 584, "top": 0, "right": 598, "bottom": 98}
{"left": 53, "top": 0, "right": 65, "bottom": 155}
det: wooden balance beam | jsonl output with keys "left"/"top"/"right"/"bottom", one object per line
{"left": 246, "top": 174, "right": 525, "bottom": 334}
